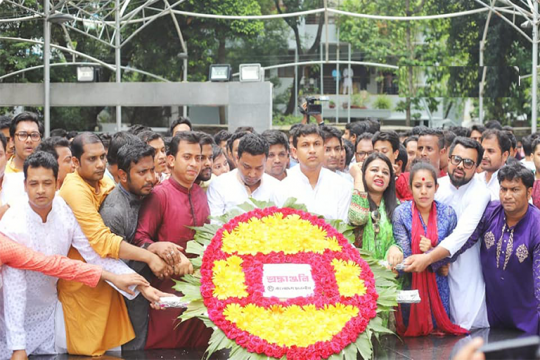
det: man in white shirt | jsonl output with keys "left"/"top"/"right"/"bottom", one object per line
{"left": 478, "top": 129, "right": 511, "bottom": 200}
{"left": 207, "top": 133, "right": 280, "bottom": 217}
{"left": 0, "top": 152, "right": 164, "bottom": 359}
{"left": 273, "top": 124, "right": 352, "bottom": 222}
{"left": 261, "top": 130, "right": 289, "bottom": 181}
{"left": 321, "top": 126, "right": 353, "bottom": 183}
{"left": 404, "top": 137, "right": 490, "bottom": 330}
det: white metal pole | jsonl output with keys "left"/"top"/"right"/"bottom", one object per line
{"left": 294, "top": 46, "right": 298, "bottom": 117}
{"left": 183, "top": 57, "right": 188, "bottom": 117}
{"left": 115, "top": 0, "right": 122, "bottom": 132}
{"left": 479, "top": 40, "right": 484, "bottom": 123}
{"left": 533, "top": 1, "right": 538, "bottom": 134}
{"left": 348, "top": 43, "right": 351, "bottom": 124}
{"left": 44, "top": 0, "right": 51, "bottom": 137}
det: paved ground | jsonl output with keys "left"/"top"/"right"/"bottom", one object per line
{"left": 29, "top": 328, "right": 529, "bottom": 360}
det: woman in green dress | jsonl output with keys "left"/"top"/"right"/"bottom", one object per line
{"left": 348, "top": 152, "right": 402, "bottom": 267}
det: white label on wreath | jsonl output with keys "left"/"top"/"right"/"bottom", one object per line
{"left": 263, "top": 264, "right": 314, "bottom": 298}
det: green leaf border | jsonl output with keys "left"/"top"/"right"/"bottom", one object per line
{"left": 175, "top": 198, "right": 399, "bottom": 360}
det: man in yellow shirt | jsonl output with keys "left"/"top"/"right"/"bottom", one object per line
{"left": 58, "top": 132, "right": 171, "bottom": 355}
{"left": 6, "top": 112, "right": 42, "bottom": 174}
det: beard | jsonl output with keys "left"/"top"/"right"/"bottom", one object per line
{"left": 196, "top": 167, "right": 212, "bottom": 182}
{"left": 448, "top": 170, "right": 472, "bottom": 188}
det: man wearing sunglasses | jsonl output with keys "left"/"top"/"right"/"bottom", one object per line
{"left": 404, "top": 137, "right": 492, "bottom": 331}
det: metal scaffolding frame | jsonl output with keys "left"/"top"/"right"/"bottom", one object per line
{"left": 1, "top": 1, "right": 538, "bottom": 133}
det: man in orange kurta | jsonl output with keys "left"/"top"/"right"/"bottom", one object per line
{"left": 58, "top": 133, "right": 170, "bottom": 355}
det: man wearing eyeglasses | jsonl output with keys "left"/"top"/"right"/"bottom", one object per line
{"left": 404, "top": 137, "right": 491, "bottom": 331}
{"left": 6, "top": 112, "right": 43, "bottom": 174}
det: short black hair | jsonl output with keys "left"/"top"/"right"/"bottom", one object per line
{"left": 365, "top": 118, "right": 380, "bottom": 133}
{"left": 137, "top": 130, "right": 162, "bottom": 144}
{"left": 443, "top": 130, "right": 457, "bottom": 149}
{"left": 66, "top": 131, "right": 78, "bottom": 140}
{"left": 262, "top": 130, "right": 290, "bottom": 152}
{"left": 505, "top": 131, "right": 517, "bottom": 151}
{"left": 36, "top": 136, "right": 71, "bottom": 160}
{"left": 448, "top": 136, "right": 484, "bottom": 166}
{"left": 291, "top": 124, "right": 324, "bottom": 148}
{"left": 107, "top": 132, "right": 142, "bottom": 165}
{"left": 372, "top": 130, "right": 400, "bottom": 153}
{"left": 345, "top": 122, "right": 368, "bottom": 137}
{"left": 227, "top": 131, "right": 249, "bottom": 153}
{"left": 24, "top": 151, "right": 58, "bottom": 180}
{"left": 71, "top": 132, "right": 103, "bottom": 161}
{"left": 170, "top": 117, "right": 193, "bottom": 135}
{"left": 10, "top": 111, "right": 44, "bottom": 138}
{"left": 50, "top": 128, "right": 68, "bottom": 138}
{"left": 0, "top": 132, "right": 7, "bottom": 152}
{"left": 127, "top": 124, "right": 152, "bottom": 136}
{"left": 403, "top": 135, "right": 418, "bottom": 147}
{"left": 343, "top": 138, "right": 354, "bottom": 166}
{"left": 212, "top": 144, "right": 224, "bottom": 160}
{"left": 117, "top": 143, "right": 156, "bottom": 174}
{"left": 237, "top": 133, "right": 269, "bottom": 158}
{"left": 498, "top": 162, "right": 534, "bottom": 189}
{"left": 320, "top": 126, "right": 343, "bottom": 146}
{"left": 99, "top": 133, "right": 112, "bottom": 151}
{"left": 235, "top": 126, "right": 255, "bottom": 133}
{"left": 397, "top": 144, "right": 408, "bottom": 174}
{"left": 355, "top": 132, "right": 374, "bottom": 150}
{"left": 471, "top": 124, "right": 486, "bottom": 134}
{"left": 0, "top": 133, "right": 7, "bottom": 153}
{"left": 522, "top": 136, "right": 533, "bottom": 157}
{"left": 531, "top": 138, "right": 540, "bottom": 154}
{"left": 409, "top": 161, "right": 438, "bottom": 187}
{"left": 481, "top": 129, "right": 511, "bottom": 154}
{"left": 194, "top": 131, "right": 215, "bottom": 147}
{"left": 485, "top": 120, "right": 503, "bottom": 130}
{"left": 418, "top": 128, "right": 445, "bottom": 150}
{"left": 0, "top": 115, "right": 11, "bottom": 130}
{"left": 411, "top": 125, "right": 427, "bottom": 135}
{"left": 449, "top": 126, "right": 471, "bottom": 138}
{"left": 169, "top": 131, "right": 201, "bottom": 157}
{"left": 214, "top": 130, "right": 232, "bottom": 145}
{"left": 502, "top": 125, "right": 514, "bottom": 134}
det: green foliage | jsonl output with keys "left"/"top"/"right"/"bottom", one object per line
{"left": 178, "top": 200, "right": 398, "bottom": 360}
{"left": 273, "top": 114, "right": 304, "bottom": 126}
{"left": 372, "top": 95, "right": 393, "bottom": 110}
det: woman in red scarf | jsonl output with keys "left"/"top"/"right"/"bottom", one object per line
{"left": 392, "top": 161, "right": 468, "bottom": 336}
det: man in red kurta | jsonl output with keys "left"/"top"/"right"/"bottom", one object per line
{"left": 134, "top": 132, "right": 212, "bottom": 349}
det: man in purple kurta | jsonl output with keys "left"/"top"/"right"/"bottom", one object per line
{"left": 134, "top": 132, "right": 212, "bottom": 349}
{"left": 433, "top": 162, "right": 540, "bottom": 335}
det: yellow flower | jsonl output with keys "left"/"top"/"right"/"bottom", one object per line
{"left": 221, "top": 213, "right": 342, "bottom": 255}
{"left": 212, "top": 256, "right": 248, "bottom": 299}
{"left": 331, "top": 259, "right": 367, "bottom": 297}
{"left": 224, "top": 303, "right": 359, "bottom": 347}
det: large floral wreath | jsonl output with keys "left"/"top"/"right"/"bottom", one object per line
{"left": 174, "top": 200, "right": 398, "bottom": 360}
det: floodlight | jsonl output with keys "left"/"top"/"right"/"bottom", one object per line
{"left": 239, "top": 64, "right": 263, "bottom": 82}
{"left": 209, "top": 64, "right": 231, "bottom": 82}
{"left": 47, "top": 13, "right": 75, "bottom": 24}
{"left": 77, "top": 66, "right": 96, "bottom": 82}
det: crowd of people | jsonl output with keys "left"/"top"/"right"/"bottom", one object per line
{"left": 0, "top": 111, "right": 537, "bottom": 359}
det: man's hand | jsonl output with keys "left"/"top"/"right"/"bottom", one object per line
{"left": 438, "top": 264, "right": 450, "bottom": 277}
{"left": 137, "top": 285, "right": 174, "bottom": 310}
{"left": 404, "top": 253, "right": 432, "bottom": 273}
{"left": 102, "top": 271, "right": 149, "bottom": 295}
{"left": 386, "top": 245, "right": 404, "bottom": 267}
{"left": 419, "top": 235, "right": 433, "bottom": 253}
{"left": 452, "top": 337, "right": 485, "bottom": 360}
{"left": 172, "top": 252, "right": 194, "bottom": 277}
{"left": 148, "top": 242, "right": 184, "bottom": 267}
{"left": 350, "top": 162, "right": 363, "bottom": 181}
{"left": 11, "top": 350, "right": 27, "bottom": 360}
{"left": 148, "top": 253, "right": 172, "bottom": 279}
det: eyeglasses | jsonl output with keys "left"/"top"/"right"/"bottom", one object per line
{"left": 356, "top": 151, "right": 373, "bottom": 159}
{"left": 15, "top": 132, "right": 41, "bottom": 142}
{"left": 449, "top": 155, "right": 476, "bottom": 169}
